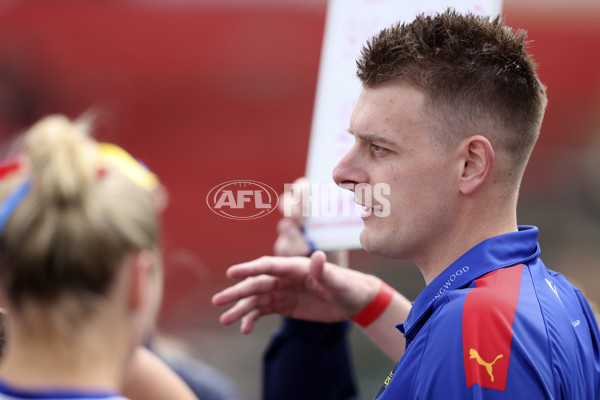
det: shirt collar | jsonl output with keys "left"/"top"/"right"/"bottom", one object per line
{"left": 398, "top": 225, "right": 540, "bottom": 337}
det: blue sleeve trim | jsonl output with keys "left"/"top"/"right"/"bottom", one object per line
{"left": 0, "top": 378, "right": 123, "bottom": 399}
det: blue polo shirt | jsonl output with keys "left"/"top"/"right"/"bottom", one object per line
{"left": 264, "top": 226, "right": 600, "bottom": 399}
{"left": 376, "top": 226, "right": 600, "bottom": 399}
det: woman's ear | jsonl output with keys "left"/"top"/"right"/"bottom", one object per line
{"left": 459, "top": 135, "right": 495, "bottom": 196}
{"left": 127, "top": 252, "right": 153, "bottom": 312}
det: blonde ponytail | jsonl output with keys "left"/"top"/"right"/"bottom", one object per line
{"left": 0, "top": 115, "right": 160, "bottom": 320}
{"left": 24, "top": 115, "right": 96, "bottom": 206}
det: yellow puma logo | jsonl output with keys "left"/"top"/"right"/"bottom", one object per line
{"left": 469, "top": 348, "right": 503, "bottom": 382}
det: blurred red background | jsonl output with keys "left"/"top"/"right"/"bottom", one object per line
{"left": 0, "top": 1, "right": 598, "bottom": 397}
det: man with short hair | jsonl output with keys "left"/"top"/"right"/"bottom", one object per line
{"left": 213, "top": 10, "right": 600, "bottom": 399}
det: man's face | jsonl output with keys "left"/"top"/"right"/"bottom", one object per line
{"left": 333, "top": 82, "right": 460, "bottom": 260}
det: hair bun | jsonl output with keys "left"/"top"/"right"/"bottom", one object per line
{"left": 24, "top": 115, "right": 95, "bottom": 206}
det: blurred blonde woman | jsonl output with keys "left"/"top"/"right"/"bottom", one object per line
{"left": 0, "top": 115, "right": 196, "bottom": 400}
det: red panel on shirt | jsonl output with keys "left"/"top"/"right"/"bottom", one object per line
{"left": 462, "top": 264, "right": 523, "bottom": 391}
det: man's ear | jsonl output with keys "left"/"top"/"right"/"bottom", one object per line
{"left": 459, "top": 135, "right": 495, "bottom": 196}
{"left": 128, "top": 251, "right": 153, "bottom": 312}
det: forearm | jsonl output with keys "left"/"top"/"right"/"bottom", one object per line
{"left": 360, "top": 291, "right": 411, "bottom": 361}
{"left": 329, "top": 250, "right": 411, "bottom": 361}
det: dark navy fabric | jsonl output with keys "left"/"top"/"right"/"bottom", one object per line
{"left": 263, "top": 318, "right": 359, "bottom": 400}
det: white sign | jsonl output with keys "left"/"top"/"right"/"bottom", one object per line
{"left": 304, "top": 0, "right": 503, "bottom": 251}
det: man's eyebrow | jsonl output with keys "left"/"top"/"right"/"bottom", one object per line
{"left": 346, "top": 129, "right": 397, "bottom": 148}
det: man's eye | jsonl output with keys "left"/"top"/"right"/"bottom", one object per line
{"left": 372, "top": 144, "right": 388, "bottom": 154}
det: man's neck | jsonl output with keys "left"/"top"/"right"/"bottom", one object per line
{"left": 415, "top": 208, "right": 518, "bottom": 286}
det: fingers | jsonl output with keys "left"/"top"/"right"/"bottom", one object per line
{"left": 274, "top": 177, "right": 311, "bottom": 257}
{"left": 241, "top": 308, "right": 263, "bottom": 334}
{"left": 309, "top": 251, "right": 326, "bottom": 281}
{"left": 225, "top": 256, "right": 309, "bottom": 280}
{"left": 218, "top": 293, "right": 271, "bottom": 326}
{"left": 273, "top": 218, "right": 311, "bottom": 257}
{"left": 211, "top": 275, "right": 277, "bottom": 306}
{"left": 217, "top": 294, "right": 274, "bottom": 335}
{"left": 276, "top": 217, "right": 299, "bottom": 235}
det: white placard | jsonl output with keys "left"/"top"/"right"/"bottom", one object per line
{"left": 304, "top": 0, "right": 503, "bottom": 251}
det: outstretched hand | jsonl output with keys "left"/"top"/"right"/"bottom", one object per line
{"left": 212, "top": 251, "right": 380, "bottom": 334}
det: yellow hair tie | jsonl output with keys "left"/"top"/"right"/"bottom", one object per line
{"left": 97, "top": 143, "right": 159, "bottom": 191}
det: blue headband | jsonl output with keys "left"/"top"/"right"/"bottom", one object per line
{"left": 0, "top": 180, "right": 32, "bottom": 234}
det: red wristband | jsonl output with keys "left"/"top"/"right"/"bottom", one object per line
{"left": 351, "top": 281, "right": 395, "bottom": 327}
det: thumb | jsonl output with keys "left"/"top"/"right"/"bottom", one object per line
{"left": 309, "top": 250, "right": 327, "bottom": 282}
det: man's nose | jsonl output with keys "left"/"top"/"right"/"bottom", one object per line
{"left": 332, "top": 149, "right": 367, "bottom": 191}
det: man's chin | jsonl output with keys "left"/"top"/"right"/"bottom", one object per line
{"left": 359, "top": 231, "right": 384, "bottom": 256}
{"left": 360, "top": 231, "right": 406, "bottom": 259}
